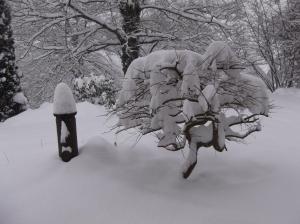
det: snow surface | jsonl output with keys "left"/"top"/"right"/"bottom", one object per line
{"left": 1, "top": 90, "right": 300, "bottom": 224}
{"left": 53, "top": 83, "right": 77, "bottom": 115}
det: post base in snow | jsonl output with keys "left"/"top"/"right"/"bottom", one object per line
{"left": 61, "top": 151, "right": 73, "bottom": 162}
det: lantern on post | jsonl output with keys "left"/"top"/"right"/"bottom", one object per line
{"left": 53, "top": 83, "right": 78, "bottom": 162}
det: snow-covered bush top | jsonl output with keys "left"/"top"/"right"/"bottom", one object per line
{"left": 116, "top": 41, "right": 270, "bottom": 177}
{"left": 53, "top": 83, "right": 77, "bottom": 115}
{"left": 74, "top": 74, "right": 117, "bottom": 108}
{"left": 13, "top": 92, "right": 28, "bottom": 105}
{"left": 201, "top": 41, "right": 240, "bottom": 71}
{"left": 13, "top": 92, "right": 28, "bottom": 111}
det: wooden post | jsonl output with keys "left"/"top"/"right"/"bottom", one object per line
{"left": 53, "top": 83, "right": 78, "bottom": 162}
{"left": 54, "top": 113, "right": 78, "bottom": 162}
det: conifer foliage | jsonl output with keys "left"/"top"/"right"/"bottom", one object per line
{"left": 0, "top": 0, "right": 27, "bottom": 121}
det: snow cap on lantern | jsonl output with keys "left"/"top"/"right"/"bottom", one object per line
{"left": 53, "top": 82, "right": 77, "bottom": 115}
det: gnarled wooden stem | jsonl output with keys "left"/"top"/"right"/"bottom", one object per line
{"left": 182, "top": 142, "right": 198, "bottom": 179}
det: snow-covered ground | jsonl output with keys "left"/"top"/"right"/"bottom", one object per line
{"left": 1, "top": 88, "right": 300, "bottom": 224}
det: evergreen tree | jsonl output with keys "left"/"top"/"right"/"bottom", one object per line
{"left": 286, "top": 0, "right": 300, "bottom": 86}
{"left": 0, "top": 0, "right": 27, "bottom": 121}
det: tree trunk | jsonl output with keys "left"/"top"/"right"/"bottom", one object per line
{"left": 119, "top": 0, "right": 141, "bottom": 74}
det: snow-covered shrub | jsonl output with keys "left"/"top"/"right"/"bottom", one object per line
{"left": 116, "top": 41, "right": 270, "bottom": 178}
{"left": 74, "top": 74, "right": 117, "bottom": 108}
{"left": 0, "top": 0, "right": 27, "bottom": 121}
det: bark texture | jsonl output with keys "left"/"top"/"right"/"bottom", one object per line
{"left": 119, "top": 0, "right": 141, "bottom": 74}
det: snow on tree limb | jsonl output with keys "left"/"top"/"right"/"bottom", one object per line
{"left": 67, "top": 0, "right": 125, "bottom": 42}
{"left": 20, "top": 17, "right": 69, "bottom": 59}
{"left": 140, "top": 4, "right": 231, "bottom": 30}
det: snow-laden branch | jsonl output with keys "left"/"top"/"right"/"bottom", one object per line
{"left": 20, "top": 17, "right": 69, "bottom": 59}
{"left": 74, "top": 41, "right": 120, "bottom": 56}
{"left": 140, "top": 4, "right": 231, "bottom": 30}
{"left": 71, "top": 27, "right": 101, "bottom": 54}
{"left": 14, "top": 11, "right": 64, "bottom": 19}
{"left": 136, "top": 32, "right": 178, "bottom": 40}
{"left": 67, "top": 0, "right": 125, "bottom": 42}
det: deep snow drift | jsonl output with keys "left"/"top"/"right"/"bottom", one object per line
{"left": 0, "top": 89, "right": 300, "bottom": 224}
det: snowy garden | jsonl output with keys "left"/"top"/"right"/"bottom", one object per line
{"left": 0, "top": 0, "right": 300, "bottom": 223}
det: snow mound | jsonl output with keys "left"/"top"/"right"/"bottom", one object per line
{"left": 80, "top": 135, "right": 118, "bottom": 162}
